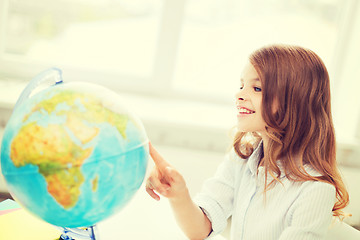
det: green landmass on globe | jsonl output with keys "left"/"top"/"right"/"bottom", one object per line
{"left": 10, "top": 90, "right": 129, "bottom": 209}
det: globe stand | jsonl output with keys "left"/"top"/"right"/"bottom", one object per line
{"left": 56, "top": 225, "right": 99, "bottom": 240}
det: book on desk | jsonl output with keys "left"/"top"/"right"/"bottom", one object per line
{"left": 0, "top": 199, "right": 61, "bottom": 240}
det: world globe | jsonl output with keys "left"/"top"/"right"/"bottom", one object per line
{"left": 0, "top": 68, "right": 149, "bottom": 229}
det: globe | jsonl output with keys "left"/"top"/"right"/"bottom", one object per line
{"left": 0, "top": 69, "right": 149, "bottom": 228}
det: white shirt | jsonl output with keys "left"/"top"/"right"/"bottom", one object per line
{"left": 194, "top": 142, "right": 336, "bottom": 240}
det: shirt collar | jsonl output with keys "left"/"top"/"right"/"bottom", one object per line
{"left": 247, "top": 141, "right": 263, "bottom": 176}
{"left": 246, "top": 141, "right": 286, "bottom": 180}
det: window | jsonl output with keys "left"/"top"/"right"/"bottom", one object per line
{"left": 331, "top": 0, "right": 360, "bottom": 143}
{"left": 0, "top": 0, "right": 345, "bottom": 97}
{"left": 0, "top": 0, "right": 359, "bottom": 146}
{"left": 174, "top": 0, "right": 342, "bottom": 98}
{"left": 0, "top": 0, "right": 163, "bottom": 86}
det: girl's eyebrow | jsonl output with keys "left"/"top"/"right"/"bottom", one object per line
{"left": 240, "top": 78, "right": 260, "bottom": 83}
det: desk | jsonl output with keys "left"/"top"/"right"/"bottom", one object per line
{"left": 98, "top": 185, "right": 225, "bottom": 240}
{"left": 98, "top": 186, "right": 187, "bottom": 239}
{"left": 0, "top": 187, "right": 226, "bottom": 240}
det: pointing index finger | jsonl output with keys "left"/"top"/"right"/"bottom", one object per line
{"left": 149, "top": 142, "right": 170, "bottom": 171}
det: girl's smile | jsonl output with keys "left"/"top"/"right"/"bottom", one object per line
{"left": 236, "top": 106, "right": 255, "bottom": 117}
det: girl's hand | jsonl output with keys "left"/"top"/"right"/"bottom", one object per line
{"left": 145, "top": 143, "right": 188, "bottom": 201}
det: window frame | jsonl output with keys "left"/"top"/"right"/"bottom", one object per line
{"left": 0, "top": 0, "right": 191, "bottom": 99}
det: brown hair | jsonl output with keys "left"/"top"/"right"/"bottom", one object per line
{"left": 233, "top": 44, "right": 349, "bottom": 218}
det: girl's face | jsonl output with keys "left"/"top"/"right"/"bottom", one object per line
{"left": 235, "top": 62, "right": 267, "bottom": 134}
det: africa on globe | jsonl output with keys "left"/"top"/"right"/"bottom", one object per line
{"left": 0, "top": 69, "right": 149, "bottom": 228}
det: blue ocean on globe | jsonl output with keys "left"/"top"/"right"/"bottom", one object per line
{"left": 0, "top": 69, "right": 149, "bottom": 228}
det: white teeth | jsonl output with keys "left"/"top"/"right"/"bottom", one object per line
{"left": 238, "top": 108, "right": 253, "bottom": 114}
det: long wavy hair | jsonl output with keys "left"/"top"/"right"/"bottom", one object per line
{"left": 233, "top": 44, "right": 349, "bottom": 218}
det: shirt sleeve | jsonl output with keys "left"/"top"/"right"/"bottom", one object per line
{"left": 279, "top": 181, "right": 336, "bottom": 240}
{"left": 193, "top": 150, "right": 240, "bottom": 238}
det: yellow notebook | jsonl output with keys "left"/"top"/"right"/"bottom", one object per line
{"left": 0, "top": 204, "right": 61, "bottom": 240}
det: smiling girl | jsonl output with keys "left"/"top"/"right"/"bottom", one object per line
{"left": 145, "top": 44, "right": 349, "bottom": 240}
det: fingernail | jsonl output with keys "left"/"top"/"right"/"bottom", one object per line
{"left": 159, "top": 189, "right": 167, "bottom": 195}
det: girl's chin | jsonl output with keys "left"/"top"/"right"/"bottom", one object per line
{"left": 236, "top": 125, "right": 266, "bottom": 134}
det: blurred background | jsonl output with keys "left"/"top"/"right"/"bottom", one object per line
{"left": 0, "top": 0, "right": 359, "bottom": 233}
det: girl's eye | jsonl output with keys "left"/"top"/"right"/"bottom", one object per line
{"left": 239, "top": 86, "right": 244, "bottom": 90}
{"left": 254, "top": 87, "right": 262, "bottom": 92}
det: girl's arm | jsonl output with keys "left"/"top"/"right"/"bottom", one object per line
{"left": 146, "top": 143, "right": 212, "bottom": 239}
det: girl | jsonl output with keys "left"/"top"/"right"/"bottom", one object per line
{"left": 145, "top": 44, "right": 349, "bottom": 240}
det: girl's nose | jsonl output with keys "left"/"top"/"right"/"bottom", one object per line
{"left": 235, "top": 90, "right": 246, "bottom": 101}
